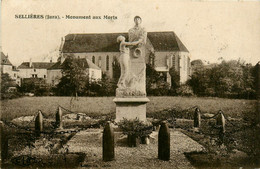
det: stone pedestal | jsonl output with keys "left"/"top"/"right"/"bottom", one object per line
{"left": 114, "top": 20, "right": 149, "bottom": 122}
{"left": 114, "top": 98, "right": 149, "bottom": 122}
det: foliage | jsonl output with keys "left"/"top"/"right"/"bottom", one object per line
{"left": 112, "top": 58, "right": 121, "bottom": 81}
{"left": 146, "top": 64, "right": 170, "bottom": 96}
{"left": 118, "top": 118, "right": 153, "bottom": 137}
{"left": 18, "top": 78, "right": 53, "bottom": 96}
{"left": 176, "top": 84, "right": 194, "bottom": 96}
{"left": 188, "top": 60, "right": 256, "bottom": 99}
{"left": 18, "top": 78, "right": 36, "bottom": 93}
{"left": 1, "top": 73, "right": 21, "bottom": 100}
{"left": 169, "top": 67, "right": 180, "bottom": 93}
{"left": 147, "top": 107, "right": 194, "bottom": 128}
{"left": 85, "top": 73, "right": 117, "bottom": 96}
{"left": 55, "top": 57, "right": 88, "bottom": 97}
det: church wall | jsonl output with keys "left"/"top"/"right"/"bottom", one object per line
{"left": 178, "top": 52, "right": 191, "bottom": 84}
{"left": 62, "top": 50, "right": 191, "bottom": 85}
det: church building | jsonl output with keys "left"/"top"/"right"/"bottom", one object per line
{"left": 59, "top": 31, "right": 191, "bottom": 85}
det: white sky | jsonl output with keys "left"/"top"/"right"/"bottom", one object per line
{"left": 1, "top": 0, "right": 260, "bottom": 66}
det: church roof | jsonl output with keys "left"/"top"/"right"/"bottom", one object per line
{"left": 1, "top": 52, "right": 12, "bottom": 65}
{"left": 48, "top": 58, "right": 101, "bottom": 70}
{"left": 62, "top": 31, "right": 189, "bottom": 53}
{"left": 18, "top": 62, "right": 55, "bottom": 69}
{"left": 147, "top": 32, "right": 189, "bottom": 52}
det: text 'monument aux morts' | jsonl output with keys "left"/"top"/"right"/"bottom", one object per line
{"left": 14, "top": 14, "right": 118, "bottom": 20}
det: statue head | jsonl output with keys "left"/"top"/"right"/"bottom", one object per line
{"left": 134, "top": 16, "right": 142, "bottom": 26}
{"left": 117, "top": 35, "right": 125, "bottom": 43}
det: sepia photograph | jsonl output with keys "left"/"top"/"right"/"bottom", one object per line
{"left": 1, "top": 0, "right": 260, "bottom": 168}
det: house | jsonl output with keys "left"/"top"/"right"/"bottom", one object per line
{"left": 1, "top": 52, "right": 21, "bottom": 86}
{"left": 60, "top": 31, "right": 191, "bottom": 85}
{"left": 17, "top": 60, "right": 55, "bottom": 80}
{"left": 47, "top": 57, "right": 101, "bottom": 86}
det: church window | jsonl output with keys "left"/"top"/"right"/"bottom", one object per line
{"left": 172, "top": 56, "right": 176, "bottom": 69}
{"left": 98, "top": 56, "right": 101, "bottom": 67}
{"left": 106, "top": 55, "right": 109, "bottom": 71}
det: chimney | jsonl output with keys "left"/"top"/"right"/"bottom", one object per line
{"left": 29, "top": 58, "right": 32, "bottom": 67}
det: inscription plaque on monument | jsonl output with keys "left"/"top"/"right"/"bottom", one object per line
{"left": 114, "top": 16, "right": 149, "bottom": 122}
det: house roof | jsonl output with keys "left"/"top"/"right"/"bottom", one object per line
{"left": 1, "top": 52, "right": 12, "bottom": 65}
{"left": 62, "top": 31, "right": 189, "bottom": 53}
{"left": 48, "top": 58, "right": 101, "bottom": 70}
{"left": 18, "top": 62, "right": 55, "bottom": 69}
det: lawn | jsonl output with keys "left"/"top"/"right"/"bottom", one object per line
{"left": 0, "top": 96, "right": 257, "bottom": 121}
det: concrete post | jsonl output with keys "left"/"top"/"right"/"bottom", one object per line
{"left": 216, "top": 110, "right": 225, "bottom": 133}
{"left": 194, "top": 107, "right": 201, "bottom": 128}
{"left": 35, "top": 110, "right": 43, "bottom": 137}
{"left": 56, "top": 107, "right": 63, "bottom": 129}
{"left": 158, "top": 121, "right": 170, "bottom": 161}
{"left": 103, "top": 122, "right": 115, "bottom": 161}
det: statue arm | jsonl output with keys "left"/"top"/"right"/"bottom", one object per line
{"left": 121, "top": 41, "right": 139, "bottom": 46}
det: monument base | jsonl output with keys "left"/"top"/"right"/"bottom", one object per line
{"left": 113, "top": 97, "right": 150, "bottom": 123}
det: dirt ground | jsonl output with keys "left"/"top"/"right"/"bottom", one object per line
{"left": 66, "top": 128, "right": 204, "bottom": 169}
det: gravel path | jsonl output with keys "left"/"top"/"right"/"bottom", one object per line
{"left": 66, "top": 129, "right": 205, "bottom": 169}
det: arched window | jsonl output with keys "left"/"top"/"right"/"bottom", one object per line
{"left": 98, "top": 56, "right": 102, "bottom": 67}
{"left": 106, "top": 55, "right": 109, "bottom": 71}
{"left": 92, "top": 56, "right": 95, "bottom": 64}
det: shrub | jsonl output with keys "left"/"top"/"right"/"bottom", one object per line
{"left": 117, "top": 118, "right": 153, "bottom": 137}
{"left": 1, "top": 73, "right": 22, "bottom": 100}
{"left": 176, "top": 85, "right": 194, "bottom": 96}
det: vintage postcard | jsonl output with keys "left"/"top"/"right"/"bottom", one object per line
{"left": 1, "top": 0, "right": 259, "bottom": 168}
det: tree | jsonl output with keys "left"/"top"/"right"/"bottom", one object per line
{"left": 188, "top": 59, "right": 256, "bottom": 99}
{"left": 188, "top": 66, "right": 211, "bottom": 96}
{"left": 56, "top": 57, "right": 88, "bottom": 97}
{"left": 146, "top": 64, "right": 170, "bottom": 96}
{"left": 112, "top": 58, "right": 121, "bottom": 81}
{"left": 146, "top": 64, "right": 159, "bottom": 94}
{"left": 85, "top": 73, "right": 117, "bottom": 96}
{"left": 1, "top": 73, "right": 20, "bottom": 99}
{"left": 169, "top": 67, "right": 180, "bottom": 93}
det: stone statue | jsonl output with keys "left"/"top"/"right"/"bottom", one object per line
{"left": 129, "top": 16, "right": 147, "bottom": 48}
{"left": 116, "top": 35, "right": 139, "bottom": 88}
{"left": 116, "top": 16, "right": 147, "bottom": 97}
{"left": 113, "top": 16, "right": 149, "bottom": 123}
{"left": 129, "top": 16, "right": 147, "bottom": 58}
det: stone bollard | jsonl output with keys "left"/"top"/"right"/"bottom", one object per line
{"left": 0, "top": 122, "right": 8, "bottom": 162}
{"left": 56, "top": 107, "right": 63, "bottom": 129}
{"left": 140, "top": 136, "right": 150, "bottom": 145}
{"left": 216, "top": 110, "right": 226, "bottom": 143}
{"left": 35, "top": 110, "right": 43, "bottom": 137}
{"left": 158, "top": 121, "right": 170, "bottom": 161}
{"left": 103, "top": 121, "right": 115, "bottom": 161}
{"left": 194, "top": 107, "right": 201, "bottom": 128}
{"left": 216, "top": 110, "right": 226, "bottom": 133}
